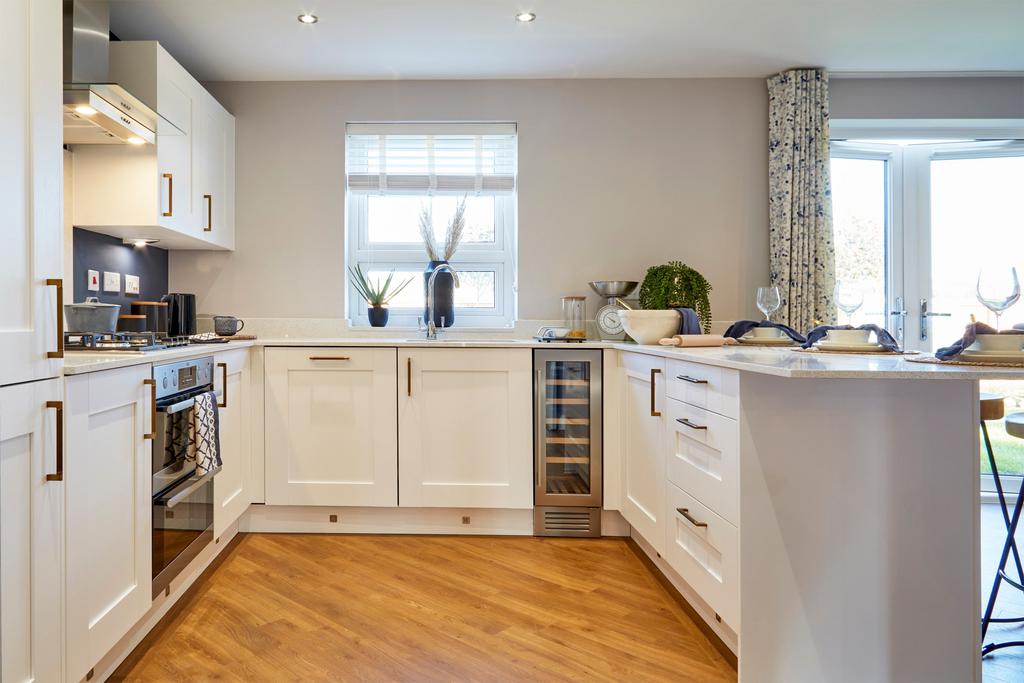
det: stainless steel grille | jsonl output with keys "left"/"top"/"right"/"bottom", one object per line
{"left": 534, "top": 506, "right": 601, "bottom": 537}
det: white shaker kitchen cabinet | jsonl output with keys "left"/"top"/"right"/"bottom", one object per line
{"left": 620, "top": 352, "right": 667, "bottom": 554}
{"left": 64, "top": 365, "right": 153, "bottom": 683}
{"left": 0, "top": 0, "right": 63, "bottom": 386}
{"left": 214, "top": 349, "right": 251, "bottom": 538}
{"left": 265, "top": 348, "right": 398, "bottom": 506}
{"left": 196, "top": 89, "right": 236, "bottom": 249}
{"left": 0, "top": 379, "right": 64, "bottom": 683}
{"left": 398, "top": 349, "right": 533, "bottom": 509}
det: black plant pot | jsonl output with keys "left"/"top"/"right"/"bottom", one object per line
{"left": 423, "top": 260, "right": 455, "bottom": 328}
{"left": 368, "top": 305, "right": 389, "bottom": 327}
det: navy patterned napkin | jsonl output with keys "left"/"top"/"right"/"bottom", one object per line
{"left": 724, "top": 320, "right": 807, "bottom": 343}
{"left": 936, "top": 322, "right": 1024, "bottom": 360}
{"left": 801, "top": 324, "right": 900, "bottom": 351}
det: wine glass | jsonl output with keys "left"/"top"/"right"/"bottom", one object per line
{"left": 834, "top": 281, "right": 864, "bottom": 325}
{"left": 756, "top": 286, "right": 781, "bottom": 322}
{"left": 977, "top": 266, "right": 1021, "bottom": 331}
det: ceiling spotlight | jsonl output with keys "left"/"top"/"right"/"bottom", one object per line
{"left": 74, "top": 105, "right": 97, "bottom": 116}
{"left": 515, "top": 11, "right": 536, "bottom": 23}
{"left": 297, "top": 12, "right": 319, "bottom": 24}
{"left": 126, "top": 136, "right": 145, "bottom": 145}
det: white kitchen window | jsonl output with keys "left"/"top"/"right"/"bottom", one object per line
{"left": 345, "top": 123, "right": 518, "bottom": 328}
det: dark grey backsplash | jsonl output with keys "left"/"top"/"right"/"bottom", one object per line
{"left": 72, "top": 228, "right": 169, "bottom": 306}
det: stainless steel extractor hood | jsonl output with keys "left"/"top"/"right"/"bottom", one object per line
{"left": 63, "top": 0, "right": 158, "bottom": 145}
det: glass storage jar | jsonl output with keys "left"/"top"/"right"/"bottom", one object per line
{"left": 562, "top": 296, "right": 587, "bottom": 339}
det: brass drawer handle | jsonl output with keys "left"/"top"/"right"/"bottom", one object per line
{"left": 204, "top": 193, "right": 212, "bottom": 232}
{"left": 217, "top": 362, "right": 228, "bottom": 408}
{"left": 676, "top": 374, "right": 708, "bottom": 385}
{"left": 407, "top": 358, "right": 412, "bottom": 397}
{"left": 650, "top": 367, "right": 661, "bottom": 417}
{"left": 677, "top": 417, "right": 708, "bottom": 431}
{"left": 308, "top": 356, "right": 351, "bottom": 361}
{"left": 677, "top": 508, "right": 708, "bottom": 528}
{"left": 143, "top": 379, "right": 156, "bottom": 440}
{"left": 162, "top": 173, "right": 173, "bottom": 216}
{"left": 45, "top": 400, "right": 63, "bottom": 482}
{"left": 46, "top": 278, "right": 64, "bottom": 358}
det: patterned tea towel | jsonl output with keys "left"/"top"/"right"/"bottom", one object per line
{"left": 187, "top": 391, "right": 222, "bottom": 476}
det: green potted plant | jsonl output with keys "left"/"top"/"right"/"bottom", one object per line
{"left": 619, "top": 261, "right": 713, "bottom": 344}
{"left": 348, "top": 265, "right": 413, "bottom": 327}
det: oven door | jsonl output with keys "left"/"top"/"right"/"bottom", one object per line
{"left": 152, "top": 469, "right": 216, "bottom": 597}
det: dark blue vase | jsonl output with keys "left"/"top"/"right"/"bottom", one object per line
{"left": 367, "top": 305, "right": 389, "bottom": 327}
{"left": 423, "top": 260, "right": 455, "bottom": 327}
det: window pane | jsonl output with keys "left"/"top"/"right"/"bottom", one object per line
{"left": 361, "top": 268, "right": 496, "bottom": 311}
{"left": 367, "top": 195, "right": 495, "bottom": 245}
{"left": 830, "top": 157, "right": 888, "bottom": 327}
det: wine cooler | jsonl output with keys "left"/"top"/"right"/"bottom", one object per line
{"left": 533, "top": 349, "right": 603, "bottom": 537}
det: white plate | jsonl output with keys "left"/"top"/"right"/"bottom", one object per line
{"left": 960, "top": 349, "right": 1024, "bottom": 364}
{"left": 814, "top": 341, "right": 888, "bottom": 352}
{"left": 738, "top": 336, "right": 796, "bottom": 346}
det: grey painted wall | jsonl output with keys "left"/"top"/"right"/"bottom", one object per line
{"left": 168, "top": 78, "right": 770, "bottom": 323}
{"left": 831, "top": 76, "right": 1024, "bottom": 119}
{"left": 72, "top": 227, "right": 168, "bottom": 307}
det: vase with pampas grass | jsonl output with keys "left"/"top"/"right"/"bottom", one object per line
{"left": 419, "top": 197, "right": 466, "bottom": 328}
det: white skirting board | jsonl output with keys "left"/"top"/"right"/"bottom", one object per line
{"left": 631, "top": 530, "right": 739, "bottom": 655}
{"left": 242, "top": 504, "right": 630, "bottom": 537}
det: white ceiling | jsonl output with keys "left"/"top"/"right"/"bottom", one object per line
{"left": 109, "top": 0, "right": 1024, "bottom": 81}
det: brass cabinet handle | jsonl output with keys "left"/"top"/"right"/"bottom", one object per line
{"left": 677, "top": 417, "right": 708, "bottom": 431}
{"left": 45, "top": 400, "right": 63, "bottom": 482}
{"left": 649, "top": 367, "right": 661, "bottom": 417}
{"left": 46, "top": 278, "right": 63, "bottom": 358}
{"left": 407, "top": 358, "right": 412, "bottom": 397}
{"left": 308, "top": 356, "right": 351, "bottom": 361}
{"left": 143, "top": 379, "right": 156, "bottom": 440}
{"left": 676, "top": 374, "right": 708, "bottom": 385}
{"left": 204, "top": 193, "right": 212, "bottom": 232}
{"left": 217, "top": 362, "right": 227, "bottom": 408}
{"left": 162, "top": 173, "right": 173, "bottom": 216}
{"left": 677, "top": 508, "right": 708, "bottom": 528}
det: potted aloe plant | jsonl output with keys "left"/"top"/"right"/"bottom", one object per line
{"left": 348, "top": 265, "right": 413, "bottom": 327}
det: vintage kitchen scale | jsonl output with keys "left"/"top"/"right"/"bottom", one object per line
{"left": 589, "top": 280, "right": 639, "bottom": 341}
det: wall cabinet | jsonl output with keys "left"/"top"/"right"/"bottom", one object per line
{"left": 399, "top": 348, "right": 533, "bottom": 509}
{"left": 0, "top": 379, "right": 63, "bottom": 683}
{"left": 71, "top": 41, "right": 235, "bottom": 250}
{"left": 620, "top": 353, "right": 666, "bottom": 553}
{"left": 0, "top": 0, "right": 63, "bottom": 386}
{"left": 265, "top": 348, "right": 398, "bottom": 506}
{"left": 214, "top": 348, "right": 251, "bottom": 537}
{"left": 65, "top": 365, "right": 152, "bottom": 682}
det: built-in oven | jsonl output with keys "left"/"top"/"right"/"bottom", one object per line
{"left": 151, "top": 355, "right": 220, "bottom": 598}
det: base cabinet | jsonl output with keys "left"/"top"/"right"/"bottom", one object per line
{"left": 65, "top": 365, "right": 152, "bottom": 682}
{"left": 398, "top": 349, "right": 533, "bottom": 509}
{"left": 265, "top": 348, "right": 398, "bottom": 506}
{"left": 0, "top": 379, "right": 63, "bottom": 683}
{"left": 214, "top": 348, "right": 251, "bottom": 537}
{"left": 620, "top": 353, "right": 666, "bottom": 553}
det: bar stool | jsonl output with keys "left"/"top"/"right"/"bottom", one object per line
{"left": 981, "top": 408, "right": 1024, "bottom": 655}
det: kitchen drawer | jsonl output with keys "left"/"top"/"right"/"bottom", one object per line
{"left": 666, "top": 359, "right": 738, "bottom": 419}
{"left": 665, "top": 399, "right": 738, "bottom": 525}
{"left": 664, "top": 483, "right": 739, "bottom": 630}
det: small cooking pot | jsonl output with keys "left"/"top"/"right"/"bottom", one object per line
{"left": 64, "top": 297, "right": 121, "bottom": 333}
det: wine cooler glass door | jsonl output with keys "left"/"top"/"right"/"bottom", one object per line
{"left": 535, "top": 351, "right": 602, "bottom": 507}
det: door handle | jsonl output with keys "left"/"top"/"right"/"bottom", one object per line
{"left": 407, "top": 358, "right": 412, "bottom": 397}
{"left": 676, "top": 507, "right": 708, "bottom": 528}
{"left": 217, "top": 362, "right": 228, "bottom": 408}
{"left": 45, "top": 400, "right": 63, "bottom": 482}
{"left": 143, "top": 379, "right": 156, "bottom": 440}
{"left": 45, "top": 278, "right": 63, "bottom": 358}
{"left": 204, "top": 193, "right": 213, "bottom": 232}
{"left": 649, "top": 368, "right": 661, "bottom": 417}
{"left": 919, "top": 299, "right": 952, "bottom": 341}
{"left": 162, "top": 173, "right": 173, "bottom": 217}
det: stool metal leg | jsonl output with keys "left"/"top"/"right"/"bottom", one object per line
{"left": 981, "top": 439, "right": 1024, "bottom": 653}
{"left": 983, "top": 421, "right": 1024, "bottom": 582}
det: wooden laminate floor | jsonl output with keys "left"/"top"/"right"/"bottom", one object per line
{"left": 112, "top": 534, "right": 736, "bottom": 682}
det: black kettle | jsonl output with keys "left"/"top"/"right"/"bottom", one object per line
{"left": 161, "top": 293, "right": 197, "bottom": 337}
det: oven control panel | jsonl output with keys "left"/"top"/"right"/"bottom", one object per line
{"left": 152, "top": 356, "right": 215, "bottom": 400}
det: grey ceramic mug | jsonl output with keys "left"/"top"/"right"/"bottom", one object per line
{"left": 213, "top": 315, "right": 245, "bottom": 336}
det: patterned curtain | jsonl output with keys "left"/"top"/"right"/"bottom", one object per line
{"left": 767, "top": 68, "right": 837, "bottom": 330}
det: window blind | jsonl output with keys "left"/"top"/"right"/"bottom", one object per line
{"left": 346, "top": 123, "right": 517, "bottom": 194}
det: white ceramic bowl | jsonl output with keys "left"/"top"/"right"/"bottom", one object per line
{"left": 975, "top": 334, "right": 1024, "bottom": 352}
{"left": 617, "top": 310, "right": 681, "bottom": 345}
{"left": 750, "top": 327, "right": 783, "bottom": 338}
{"left": 825, "top": 329, "right": 872, "bottom": 345}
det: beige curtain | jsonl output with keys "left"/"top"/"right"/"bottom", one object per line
{"left": 767, "top": 68, "right": 836, "bottom": 331}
